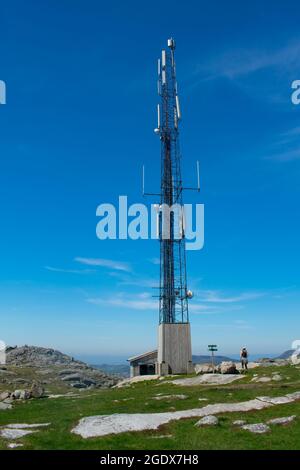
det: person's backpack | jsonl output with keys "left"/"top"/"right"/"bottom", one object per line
{"left": 241, "top": 349, "right": 248, "bottom": 358}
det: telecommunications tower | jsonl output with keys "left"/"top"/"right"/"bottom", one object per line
{"left": 153, "top": 38, "right": 197, "bottom": 375}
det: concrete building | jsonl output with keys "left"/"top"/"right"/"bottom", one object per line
{"left": 128, "top": 324, "right": 194, "bottom": 377}
{"left": 128, "top": 350, "right": 157, "bottom": 378}
{"left": 157, "top": 323, "right": 194, "bottom": 375}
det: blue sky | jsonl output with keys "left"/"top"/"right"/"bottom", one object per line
{"left": 1, "top": 1, "right": 300, "bottom": 362}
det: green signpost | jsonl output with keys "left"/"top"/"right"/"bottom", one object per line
{"left": 208, "top": 344, "right": 218, "bottom": 372}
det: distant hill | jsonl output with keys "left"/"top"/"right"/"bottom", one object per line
{"left": 192, "top": 355, "right": 236, "bottom": 365}
{"left": 91, "top": 355, "right": 237, "bottom": 376}
{"left": 93, "top": 364, "right": 130, "bottom": 378}
{"left": 4, "top": 345, "right": 120, "bottom": 388}
{"left": 6, "top": 345, "right": 84, "bottom": 366}
{"left": 276, "top": 349, "right": 295, "bottom": 360}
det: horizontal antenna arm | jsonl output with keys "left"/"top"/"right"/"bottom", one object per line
{"left": 142, "top": 165, "right": 161, "bottom": 197}
{"left": 182, "top": 161, "right": 200, "bottom": 192}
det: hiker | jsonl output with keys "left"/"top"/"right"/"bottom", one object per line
{"left": 240, "top": 347, "right": 249, "bottom": 371}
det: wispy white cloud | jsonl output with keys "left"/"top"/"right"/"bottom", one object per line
{"left": 105, "top": 270, "right": 157, "bottom": 288}
{"left": 148, "top": 257, "right": 160, "bottom": 265}
{"left": 118, "top": 277, "right": 157, "bottom": 288}
{"left": 75, "top": 257, "right": 131, "bottom": 272}
{"left": 189, "top": 303, "right": 242, "bottom": 315}
{"left": 186, "top": 40, "right": 300, "bottom": 108}
{"left": 265, "top": 148, "right": 300, "bottom": 162}
{"left": 88, "top": 296, "right": 223, "bottom": 314}
{"left": 85, "top": 284, "right": 287, "bottom": 316}
{"left": 197, "top": 41, "right": 300, "bottom": 82}
{"left": 281, "top": 126, "right": 300, "bottom": 137}
{"left": 87, "top": 291, "right": 246, "bottom": 315}
{"left": 196, "top": 290, "right": 265, "bottom": 303}
{"left": 87, "top": 292, "right": 157, "bottom": 311}
{"left": 44, "top": 266, "right": 95, "bottom": 275}
{"left": 265, "top": 126, "right": 300, "bottom": 162}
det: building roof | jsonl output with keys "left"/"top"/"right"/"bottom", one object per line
{"left": 127, "top": 349, "right": 157, "bottom": 362}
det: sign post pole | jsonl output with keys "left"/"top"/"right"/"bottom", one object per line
{"left": 208, "top": 345, "right": 218, "bottom": 373}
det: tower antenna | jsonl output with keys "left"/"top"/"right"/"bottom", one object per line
{"left": 154, "top": 38, "right": 197, "bottom": 375}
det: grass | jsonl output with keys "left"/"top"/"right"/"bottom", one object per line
{"left": 0, "top": 365, "right": 300, "bottom": 449}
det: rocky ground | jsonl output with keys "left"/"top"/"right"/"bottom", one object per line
{"left": 0, "top": 346, "right": 120, "bottom": 407}
{"left": 72, "top": 390, "right": 300, "bottom": 438}
{"left": 1, "top": 347, "right": 300, "bottom": 449}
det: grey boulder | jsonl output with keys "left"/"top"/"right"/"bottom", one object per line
{"left": 71, "top": 382, "right": 87, "bottom": 389}
{"left": 82, "top": 378, "right": 96, "bottom": 386}
{"left": 195, "top": 415, "right": 219, "bottom": 427}
{"left": 30, "top": 382, "right": 45, "bottom": 398}
{"left": 61, "top": 374, "right": 82, "bottom": 382}
{"left": 0, "top": 402, "right": 12, "bottom": 410}
{"left": 290, "top": 351, "right": 300, "bottom": 365}
{"left": 241, "top": 423, "right": 270, "bottom": 434}
{"left": 232, "top": 420, "right": 246, "bottom": 426}
{"left": 11, "top": 390, "right": 22, "bottom": 400}
{"left": 19, "top": 390, "right": 31, "bottom": 400}
{"left": 0, "top": 392, "right": 10, "bottom": 401}
{"left": 194, "top": 364, "right": 217, "bottom": 374}
{"left": 267, "top": 415, "right": 296, "bottom": 425}
{"left": 220, "top": 361, "right": 237, "bottom": 374}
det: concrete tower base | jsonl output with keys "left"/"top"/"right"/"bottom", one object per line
{"left": 156, "top": 323, "right": 194, "bottom": 375}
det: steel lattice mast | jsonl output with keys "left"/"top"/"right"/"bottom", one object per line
{"left": 156, "top": 38, "right": 189, "bottom": 325}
